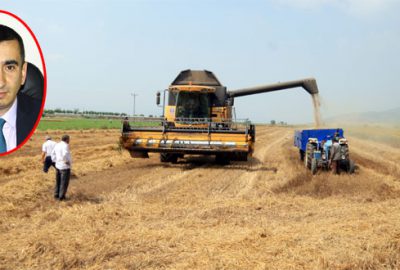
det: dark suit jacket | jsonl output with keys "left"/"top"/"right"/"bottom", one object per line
{"left": 16, "top": 92, "right": 42, "bottom": 145}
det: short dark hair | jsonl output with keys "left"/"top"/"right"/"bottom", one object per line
{"left": 61, "top": 134, "right": 70, "bottom": 142}
{"left": 0, "top": 24, "right": 25, "bottom": 63}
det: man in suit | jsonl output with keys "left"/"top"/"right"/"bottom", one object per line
{"left": 0, "top": 24, "right": 41, "bottom": 153}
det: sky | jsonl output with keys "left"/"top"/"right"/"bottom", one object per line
{"left": 1, "top": 0, "right": 399, "bottom": 124}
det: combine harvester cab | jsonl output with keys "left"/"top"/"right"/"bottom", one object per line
{"left": 294, "top": 128, "right": 355, "bottom": 174}
{"left": 121, "top": 69, "right": 319, "bottom": 163}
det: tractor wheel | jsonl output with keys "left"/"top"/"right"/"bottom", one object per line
{"left": 305, "top": 143, "right": 315, "bottom": 169}
{"left": 304, "top": 152, "right": 308, "bottom": 168}
{"left": 348, "top": 160, "right": 355, "bottom": 174}
{"left": 311, "top": 158, "right": 317, "bottom": 175}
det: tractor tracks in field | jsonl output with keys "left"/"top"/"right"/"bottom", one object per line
{"left": 234, "top": 128, "right": 292, "bottom": 197}
{"left": 75, "top": 127, "right": 394, "bottom": 203}
{"left": 97, "top": 130, "right": 282, "bottom": 201}
{"left": 271, "top": 135, "right": 400, "bottom": 200}
{"left": 71, "top": 127, "right": 292, "bottom": 202}
{"left": 66, "top": 126, "right": 400, "bottom": 203}
{"left": 350, "top": 150, "right": 400, "bottom": 180}
{"left": 348, "top": 137, "right": 400, "bottom": 180}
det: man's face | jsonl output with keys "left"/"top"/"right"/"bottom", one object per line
{"left": 0, "top": 40, "right": 27, "bottom": 115}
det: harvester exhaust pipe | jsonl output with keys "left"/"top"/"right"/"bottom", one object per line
{"left": 227, "top": 78, "right": 319, "bottom": 98}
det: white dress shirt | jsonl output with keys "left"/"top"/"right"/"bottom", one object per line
{"left": 51, "top": 141, "right": 72, "bottom": 170}
{"left": 1, "top": 98, "right": 17, "bottom": 151}
{"left": 42, "top": 139, "right": 57, "bottom": 157}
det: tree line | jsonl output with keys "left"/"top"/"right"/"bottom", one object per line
{"left": 43, "top": 108, "right": 128, "bottom": 116}
{"left": 43, "top": 109, "right": 161, "bottom": 118}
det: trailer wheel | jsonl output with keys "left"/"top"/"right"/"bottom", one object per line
{"left": 311, "top": 158, "right": 317, "bottom": 175}
{"left": 348, "top": 160, "right": 355, "bottom": 174}
{"left": 299, "top": 150, "right": 305, "bottom": 161}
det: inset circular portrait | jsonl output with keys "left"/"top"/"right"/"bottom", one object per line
{"left": 0, "top": 10, "right": 46, "bottom": 156}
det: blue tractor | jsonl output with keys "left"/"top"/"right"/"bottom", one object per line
{"left": 294, "top": 128, "right": 355, "bottom": 174}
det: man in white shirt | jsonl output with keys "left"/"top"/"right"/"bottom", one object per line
{"left": 329, "top": 138, "right": 341, "bottom": 175}
{"left": 41, "top": 135, "right": 56, "bottom": 173}
{"left": 51, "top": 134, "right": 72, "bottom": 201}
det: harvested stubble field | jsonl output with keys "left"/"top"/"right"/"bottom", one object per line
{"left": 0, "top": 126, "right": 400, "bottom": 269}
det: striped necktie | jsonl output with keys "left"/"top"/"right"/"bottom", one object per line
{"left": 0, "top": 118, "right": 7, "bottom": 153}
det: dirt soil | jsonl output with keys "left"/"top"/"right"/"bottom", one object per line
{"left": 0, "top": 126, "right": 399, "bottom": 269}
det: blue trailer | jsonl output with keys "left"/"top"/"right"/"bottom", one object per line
{"left": 294, "top": 128, "right": 355, "bottom": 174}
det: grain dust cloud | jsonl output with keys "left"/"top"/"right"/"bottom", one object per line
{"left": 312, "top": 93, "right": 321, "bottom": 127}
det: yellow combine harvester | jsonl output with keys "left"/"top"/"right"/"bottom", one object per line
{"left": 120, "top": 70, "right": 318, "bottom": 163}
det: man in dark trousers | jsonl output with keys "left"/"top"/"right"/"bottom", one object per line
{"left": 0, "top": 24, "right": 42, "bottom": 153}
{"left": 329, "top": 138, "right": 341, "bottom": 174}
{"left": 122, "top": 116, "right": 130, "bottom": 132}
{"left": 41, "top": 135, "right": 56, "bottom": 173}
{"left": 51, "top": 134, "right": 72, "bottom": 201}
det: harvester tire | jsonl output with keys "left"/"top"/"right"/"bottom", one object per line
{"left": 231, "top": 152, "right": 248, "bottom": 161}
{"left": 160, "top": 153, "right": 169, "bottom": 162}
{"left": 160, "top": 153, "right": 178, "bottom": 163}
{"left": 311, "top": 158, "right": 317, "bottom": 175}
{"left": 171, "top": 155, "right": 178, "bottom": 164}
{"left": 215, "top": 154, "right": 230, "bottom": 165}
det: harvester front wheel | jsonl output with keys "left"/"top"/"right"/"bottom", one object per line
{"left": 160, "top": 153, "right": 178, "bottom": 163}
{"left": 160, "top": 153, "right": 168, "bottom": 163}
{"left": 231, "top": 152, "right": 248, "bottom": 161}
{"left": 215, "top": 154, "right": 230, "bottom": 165}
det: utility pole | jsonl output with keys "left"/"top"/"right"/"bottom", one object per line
{"left": 131, "top": 92, "right": 138, "bottom": 117}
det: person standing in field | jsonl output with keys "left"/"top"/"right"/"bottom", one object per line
{"left": 122, "top": 116, "right": 130, "bottom": 132}
{"left": 323, "top": 135, "right": 332, "bottom": 160}
{"left": 51, "top": 134, "right": 72, "bottom": 201}
{"left": 329, "top": 138, "right": 341, "bottom": 175}
{"left": 41, "top": 135, "right": 56, "bottom": 173}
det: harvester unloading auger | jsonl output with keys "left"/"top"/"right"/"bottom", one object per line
{"left": 120, "top": 70, "right": 319, "bottom": 163}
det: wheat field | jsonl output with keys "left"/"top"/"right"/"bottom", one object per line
{"left": 0, "top": 126, "right": 399, "bottom": 269}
